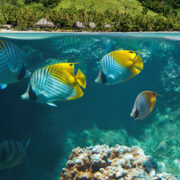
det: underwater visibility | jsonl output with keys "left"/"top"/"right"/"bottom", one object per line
{"left": 0, "top": 32, "right": 179, "bottom": 179}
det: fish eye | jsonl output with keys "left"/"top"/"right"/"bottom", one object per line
{"left": 69, "top": 64, "right": 73, "bottom": 66}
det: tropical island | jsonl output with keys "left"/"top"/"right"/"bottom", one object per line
{"left": 0, "top": 0, "right": 180, "bottom": 32}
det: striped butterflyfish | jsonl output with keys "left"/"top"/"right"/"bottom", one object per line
{"left": 21, "top": 63, "right": 86, "bottom": 107}
{"left": 130, "top": 91, "right": 158, "bottom": 120}
{"left": 0, "top": 40, "right": 30, "bottom": 89}
{"left": 0, "top": 139, "right": 30, "bottom": 169}
{"left": 95, "top": 50, "right": 143, "bottom": 85}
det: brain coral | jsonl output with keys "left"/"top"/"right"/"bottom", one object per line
{"left": 60, "top": 145, "right": 177, "bottom": 180}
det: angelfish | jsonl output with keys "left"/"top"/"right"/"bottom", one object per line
{"left": 130, "top": 91, "right": 158, "bottom": 120}
{"left": 0, "top": 40, "right": 30, "bottom": 89}
{"left": 0, "top": 139, "right": 31, "bottom": 169}
{"left": 21, "top": 63, "right": 86, "bottom": 107}
{"left": 95, "top": 50, "right": 143, "bottom": 85}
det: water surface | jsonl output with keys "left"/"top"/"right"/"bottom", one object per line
{"left": 0, "top": 32, "right": 179, "bottom": 179}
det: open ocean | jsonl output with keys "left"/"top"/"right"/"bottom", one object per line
{"left": 0, "top": 32, "right": 179, "bottom": 179}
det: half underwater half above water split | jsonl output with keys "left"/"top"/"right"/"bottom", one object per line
{"left": 0, "top": 32, "right": 179, "bottom": 180}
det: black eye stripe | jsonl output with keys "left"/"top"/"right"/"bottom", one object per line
{"left": 134, "top": 109, "right": 139, "bottom": 118}
{"left": 28, "top": 85, "right": 37, "bottom": 101}
{"left": 17, "top": 65, "right": 26, "bottom": 80}
{"left": 101, "top": 72, "right": 107, "bottom": 84}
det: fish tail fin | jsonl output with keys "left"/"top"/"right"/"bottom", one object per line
{"left": 133, "top": 54, "right": 143, "bottom": 71}
{"left": 0, "top": 83, "right": 7, "bottom": 90}
{"left": 75, "top": 69, "right": 86, "bottom": 89}
{"left": 68, "top": 85, "right": 84, "bottom": 100}
{"left": 23, "top": 139, "right": 31, "bottom": 151}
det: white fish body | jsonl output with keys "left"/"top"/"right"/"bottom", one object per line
{"left": 131, "top": 93, "right": 150, "bottom": 120}
{"left": 131, "top": 91, "right": 157, "bottom": 120}
{"left": 97, "top": 54, "right": 132, "bottom": 84}
{"left": 21, "top": 63, "right": 86, "bottom": 105}
{"left": 0, "top": 40, "right": 30, "bottom": 89}
{"left": 95, "top": 50, "right": 143, "bottom": 85}
{"left": 28, "top": 68, "right": 75, "bottom": 103}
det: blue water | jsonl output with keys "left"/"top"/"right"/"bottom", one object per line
{"left": 0, "top": 32, "right": 180, "bottom": 179}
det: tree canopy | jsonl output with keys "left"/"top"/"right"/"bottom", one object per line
{"left": 0, "top": 0, "right": 179, "bottom": 31}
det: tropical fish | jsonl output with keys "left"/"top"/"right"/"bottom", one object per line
{"left": 130, "top": 91, "right": 158, "bottom": 120}
{"left": 21, "top": 63, "right": 86, "bottom": 107}
{"left": 95, "top": 50, "right": 143, "bottom": 85}
{"left": 0, "top": 40, "right": 30, "bottom": 89}
{"left": 0, "top": 139, "right": 31, "bottom": 169}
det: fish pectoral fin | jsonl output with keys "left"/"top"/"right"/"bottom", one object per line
{"left": 47, "top": 102, "right": 57, "bottom": 107}
{"left": 76, "top": 69, "right": 86, "bottom": 89}
{"left": 108, "top": 74, "right": 115, "bottom": 79}
{"left": 0, "top": 83, "right": 7, "bottom": 90}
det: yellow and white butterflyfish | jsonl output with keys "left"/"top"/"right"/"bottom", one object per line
{"left": 0, "top": 40, "right": 31, "bottom": 90}
{"left": 21, "top": 63, "right": 86, "bottom": 107}
{"left": 95, "top": 50, "right": 143, "bottom": 85}
{"left": 130, "top": 91, "right": 158, "bottom": 120}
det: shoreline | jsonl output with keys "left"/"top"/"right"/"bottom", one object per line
{"left": 0, "top": 29, "right": 179, "bottom": 33}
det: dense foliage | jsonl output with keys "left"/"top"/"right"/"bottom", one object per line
{"left": 0, "top": 0, "right": 179, "bottom": 31}
{"left": 138, "top": 0, "right": 180, "bottom": 16}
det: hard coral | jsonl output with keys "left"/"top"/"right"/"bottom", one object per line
{"left": 60, "top": 145, "right": 177, "bottom": 180}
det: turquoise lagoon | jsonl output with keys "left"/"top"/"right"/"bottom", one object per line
{"left": 0, "top": 32, "right": 179, "bottom": 179}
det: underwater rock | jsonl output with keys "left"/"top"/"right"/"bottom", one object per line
{"left": 60, "top": 145, "right": 177, "bottom": 180}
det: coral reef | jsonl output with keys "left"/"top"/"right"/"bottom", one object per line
{"left": 161, "top": 58, "right": 180, "bottom": 94}
{"left": 62, "top": 122, "right": 180, "bottom": 179}
{"left": 60, "top": 145, "right": 176, "bottom": 180}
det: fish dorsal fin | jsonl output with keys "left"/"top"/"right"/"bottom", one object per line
{"left": 76, "top": 69, "right": 86, "bottom": 89}
{"left": 47, "top": 63, "right": 76, "bottom": 74}
{"left": 110, "top": 50, "right": 135, "bottom": 68}
{"left": 47, "top": 63, "right": 76, "bottom": 85}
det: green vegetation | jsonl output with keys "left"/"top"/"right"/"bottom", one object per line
{"left": 0, "top": 0, "right": 180, "bottom": 31}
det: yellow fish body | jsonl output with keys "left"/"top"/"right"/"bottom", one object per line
{"left": 21, "top": 63, "right": 86, "bottom": 106}
{"left": 95, "top": 50, "right": 143, "bottom": 85}
{"left": 130, "top": 91, "right": 158, "bottom": 120}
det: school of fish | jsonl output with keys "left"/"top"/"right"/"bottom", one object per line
{"left": 0, "top": 39, "right": 158, "bottom": 169}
